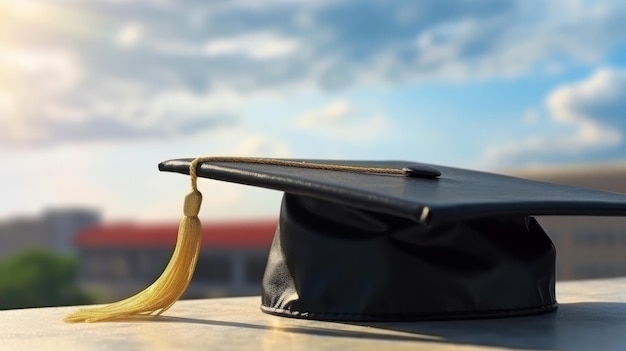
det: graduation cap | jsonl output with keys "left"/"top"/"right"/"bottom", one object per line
{"left": 65, "top": 157, "right": 626, "bottom": 323}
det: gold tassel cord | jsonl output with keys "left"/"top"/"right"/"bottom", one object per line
{"left": 64, "top": 172, "right": 204, "bottom": 322}
{"left": 64, "top": 157, "right": 406, "bottom": 323}
{"left": 188, "top": 156, "right": 408, "bottom": 180}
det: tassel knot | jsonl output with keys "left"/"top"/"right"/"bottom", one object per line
{"left": 183, "top": 190, "right": 202, "bottom": 217}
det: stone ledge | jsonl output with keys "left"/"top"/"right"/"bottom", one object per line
{"left": 2, "top": 278, "right": 626, "bottom": 351}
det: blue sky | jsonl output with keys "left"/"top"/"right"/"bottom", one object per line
{"left": 1, "top": 0, "right": 626, "bottom": 222}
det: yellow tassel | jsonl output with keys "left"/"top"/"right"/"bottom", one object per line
{"left": 64, "top": 190, "right": 203, "bottom": 322}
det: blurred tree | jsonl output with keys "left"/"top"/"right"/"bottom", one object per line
{"left": 0, "top": 250, "right": 95, "bottom": 310}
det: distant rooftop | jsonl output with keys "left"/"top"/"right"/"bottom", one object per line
{"left": 505, "top": 161, "right": 626, "bottom": 178}
{"left": 504, "top": 161, "right": 626, "bottom": 195}
{"left": 75, "top": 219, "right": 277, "bottom": 249}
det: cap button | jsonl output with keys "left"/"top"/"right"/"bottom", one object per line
{"left": 402, "top": 164, "right": 441, "bottom": 179}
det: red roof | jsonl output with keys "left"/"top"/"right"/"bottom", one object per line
{"left": 75, "top": 219, "right": 277, "bottom": 249}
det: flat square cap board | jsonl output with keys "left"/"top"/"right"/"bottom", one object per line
{"left": 159, "top": 158, "right": 626, "bottom": 225}
{"left": 157, "top": 158, "right": 626, "bottom": 322}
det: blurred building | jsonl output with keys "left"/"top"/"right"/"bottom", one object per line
{"left": 511, "top": 163, "right": 626, "bottom": 280}
{"left": 0, "top": 209, "right": 100, "bottom": 260}
{"left": 74, "top": 220, "right": 276, "bottom": 301}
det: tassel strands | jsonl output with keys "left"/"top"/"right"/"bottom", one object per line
{"left": 64, "top": 162, "right": 205, "bottom": 323}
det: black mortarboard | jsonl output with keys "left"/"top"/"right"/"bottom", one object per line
{"left": 64, "top": 157, "right": 626, "bottom": 323}
{"left": 153, "top": 157, "right": 626, "bottom": 322}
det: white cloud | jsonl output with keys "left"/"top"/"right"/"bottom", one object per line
{"left": 0, "top": 90, "right": 49, "bottom": 142}
{"left": 0, "top": 91, "right": 18, "bottom": 118}
{"left": 125, "top": 89, "right": 241, "bottom": 129}
{"left": 296, "top": 100, "right": 390, "bottom": 141}
{"left": 78, "top": 1, "right": 626, "bottom": 94}
{"left": 547, "top": 68, "right": 626, "bottom": 125}
{"left": 3, "top": 0, "right": 626, "bottom": 148}
{"left": 484, "top": 68, "right": 626, "bottom": 166}
{"left": 297, "top": 100, "right": 353, "bottom": 128}
{"left": 0, "top": 48, "right": 82, "bottom": 97}
{"left": 234, "top": 135, "right": 292, "bottom": 157}
{"left": 484, "top": 128, "right": 621, "bottom": 166}
{"left": 0, "top": 45, "right": 238, "bottom": 145}
{"left": 0, "top": 48, "right": 85, "bottom": 143}
{"left": 115, "top": 23, "right": 143, "bottom": 47}
{"left": 204, "top": 32, "right": 300, "bottom": 60}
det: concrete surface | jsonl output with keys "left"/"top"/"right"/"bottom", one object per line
{"left": 1, "top": 278, "right": 626, "bottom": 350}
